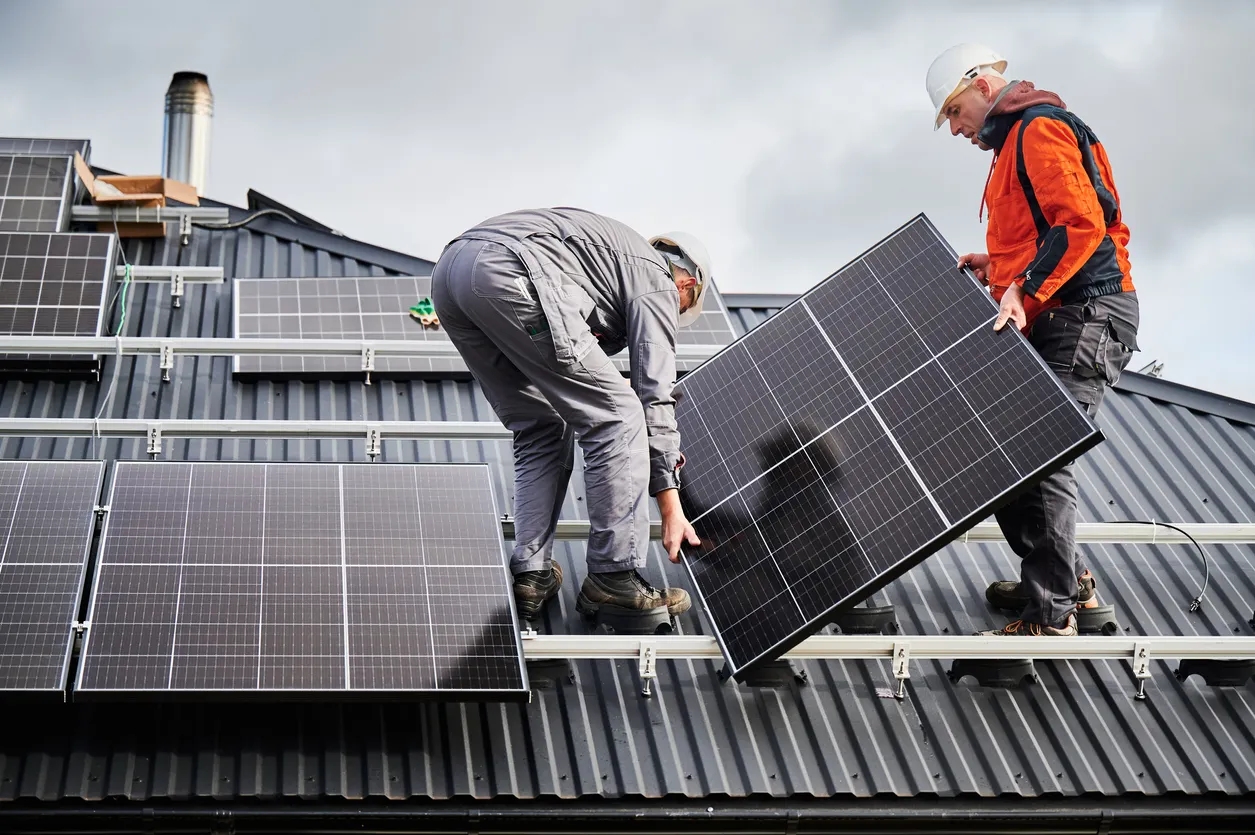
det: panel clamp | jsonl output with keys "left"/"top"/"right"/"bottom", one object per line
{"left": 72, "top": 620, "right": 90, "bottom": 634}
{"left": 361, "top": 346, "right": 376, "bottom": 385}
{"left": 1132, "top": 642, "right": 1152, "bottom": 701}
{"left": 160, "top": 343, "right": 175, "bottom": 382}
{"left": 892, "top": 641, "right": 911, "bottom": 699}
{"left": 638, "top": 641, "right": 658, "bottom": 698}
{"left": 179, "top": 213, "right": 192, "bottom": 247}
{"left": 93, "top": 504, "right": 110, "bottom": 520}
{"left": 146, "top": 424, "right": 162, "bottom": 457}
{"left": 170, "top": 271, "right": 186, "bottom": 308}
{"left": 365, "top": 425, "right": 382, "bottom": 460}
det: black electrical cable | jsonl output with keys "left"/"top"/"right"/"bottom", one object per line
{"left": 1106, "top": 520, "right": 1209, "bottom": 613}
{"left": 192, "top": 207, "right": 300, "bottom": 230}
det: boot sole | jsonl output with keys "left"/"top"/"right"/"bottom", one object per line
{"left": 576, "top": 592, "right": 689, "bottom": 618}
{"left": 576, "top": 595, "right": 673, "bottom": 634}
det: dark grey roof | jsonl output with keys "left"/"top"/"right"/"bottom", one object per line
{"left": 1, "top": 211, "right": 1254, "bottom": 831}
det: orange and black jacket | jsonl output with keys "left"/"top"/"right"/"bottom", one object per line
{"left": 977, "top": 82, "right": 1135, "bottom": 310}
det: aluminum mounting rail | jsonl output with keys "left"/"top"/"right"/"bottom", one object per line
{"left": 521, "top": 632, "right": 1255, "bottom": 661}
{"left": 521, "top": 632, "right": 1255, "bottom": 698}
{"left": 511, "top": 519, "right": 1255, "bottom": 544}
{"left": 71, "top": 205, "right": 230, "bottom": 223}
{"left": 0, "top": 336, "right": 721, "bottom": 363}
{"left": 114, "top": 266, "right": 225, "bottom": 308}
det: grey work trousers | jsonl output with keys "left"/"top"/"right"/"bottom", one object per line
{"left": 996, "top": 291, "right": 1140, "bottom": 627}
{"left": 430, "top": 238, "right": 651, "bottom": 576}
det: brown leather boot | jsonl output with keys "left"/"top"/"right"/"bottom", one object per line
{"left": 576, "top": 570, "right": 691, "bottom": 618}
{"left": 513, "top": 562, "right": 563, "bottom": 621}
{"left": 985, "top": 571, "right": 1099, "bottom": 612}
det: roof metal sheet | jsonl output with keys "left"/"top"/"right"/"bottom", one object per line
{"left": 0, "top": 225, "right": 1252, "bottom": 807}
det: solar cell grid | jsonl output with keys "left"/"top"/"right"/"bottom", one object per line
{"left": 675, "top": 215, "right": 1101, "bottom": 677}
{"left": 0, "top": 155, "right": 73, "bottom": 234}
{"left": 233, "top": 274, "right": 738, "bottom": 378}
{"left": 77, "top": 462, "right": 527, "bottom": 698}
{"left": 0, "top": 461, "right": 104, "bottom": 692}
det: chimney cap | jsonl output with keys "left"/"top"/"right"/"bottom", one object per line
{"left": 171, "top": 71, "right": 210, "bottom": 85}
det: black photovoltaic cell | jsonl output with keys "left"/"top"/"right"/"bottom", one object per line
{"left": 0, "top": 461, "right": 105, "bottom": 692}
{"left": 675, "top": 215, "right": 1101, "bottom": 677}
{"left": 76, "top": 462, "right": 527, "bottom": 697}
{"left": 0, "top": 155, "right": 74, "bottom": 233}
{"left": 0, "top": 231, "right": 115, "bottom": 376}
{"left": 0, "top": 138, "right": 90, "bottom": 158}
{"left": 232, "top": 275, "right": 738, "bottom": 378}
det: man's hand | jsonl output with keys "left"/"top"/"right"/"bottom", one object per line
{"left": 958, "top": 252, "right": 991, "bottom": 285}
{"left": 656, "top": 488, "right": 700, "bottom": 563}
{"left": 994, "top": 282, "right": 1028, "bottom": 332}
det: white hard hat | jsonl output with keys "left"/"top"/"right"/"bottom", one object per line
{"left": 649, "top": 231, "right": 712, "bottom": 327}
{"left": 926, "top": 43, "right": 1007, "bottom": 130}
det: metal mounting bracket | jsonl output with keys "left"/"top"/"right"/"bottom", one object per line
{"left": 365, "top": 425, "right": 382, "bottom": 459}
{"left": 146, "top": 424, "right": 162, "bottom": 457}
{"left": 179, "top": 213, "right": 192, "bottom": 247}
{"left": 93, "top": 504, "right": 110, "bottom": 520}
{"left": 72, "top": 620, "right": 90, "bottom": 633}
{"left": 361, "top": 346, "right": 376, "bottom": 385}
{"left": 170, "top": 271, "right": 186, "bottom": 308}
{"left": 1132, "top": 642, "right": 1152, "bottom": 700}
{"left": 160, "top": 343, "right": 175, "bottom": 382}
{"left": 638, "top": 641, "right": 658, "bottom": 698}
{"left": 892, "top": 641, "right": 911, "bottom": 699}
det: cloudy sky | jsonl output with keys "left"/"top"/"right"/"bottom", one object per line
{"left": 1, "top": 0, "right": 1251, "bottom": 400}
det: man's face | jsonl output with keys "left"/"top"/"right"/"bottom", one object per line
{"left": 942, "top": 82, "right": 994, "bottom": 150}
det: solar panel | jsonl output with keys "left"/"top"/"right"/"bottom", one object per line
{"left": 76, "top": 462, "right": 528, "bottom": 698}
{"left": 0, "top": 461, "right": 105, "bottom": 693}
{"left": 0, "top": 138, "right": 90, "bottom": 158}
{"left": 232, "top": 274, "right": 737, "bottom": 378}
{"left": 675, "top": 215, "right": 1101, "bottom": 678}
{"left": 0, "top": 155, "right": 75, "bottom": 233}
{"left": 0, "top": 232, "right": 115, "bottom": 376}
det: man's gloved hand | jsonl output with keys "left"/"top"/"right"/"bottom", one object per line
{"left": 657, "top": 487, "right": 700, "bottom": 563}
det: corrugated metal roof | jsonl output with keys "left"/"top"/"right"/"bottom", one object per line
{"left": 1, "top": 218, "right": 1253, "bottom": 815}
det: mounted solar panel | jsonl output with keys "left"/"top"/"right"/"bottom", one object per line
{"left": 0, "top": 138, "right": 90, "bottom": 158}
{"left": 0, "top": 155, "right": 75, "bottom": 233}
{"left": 0, "top": 232, "right": 115, "bottom": 377}
{"left": 0, "top": 461, "right": 105, "bottom": 694}
{"left": 675, "top": 215, "right": 1101, "bottom": 679}
{"left": 76, "top": 462, "right": 527, "bottom": 699}
{"left": 232, "top": 274, "right": 737, "bottom": 379}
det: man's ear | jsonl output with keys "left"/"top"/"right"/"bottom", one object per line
{"left": 973, "top": 76, "right": 995, "bottom": 100}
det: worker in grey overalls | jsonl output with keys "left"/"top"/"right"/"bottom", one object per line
{"left": 431, "top": 208, "right": 710, "bottom": 630}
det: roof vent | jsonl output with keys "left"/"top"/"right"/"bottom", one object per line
{"left": 162, "top": 71, "right": 213, "bottom": 196}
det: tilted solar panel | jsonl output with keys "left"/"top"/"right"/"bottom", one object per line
{"left": 674, "top": 215, "right": 1101, "bottom": 678}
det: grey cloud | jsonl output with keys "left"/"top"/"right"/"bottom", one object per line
{"left": 0, "top": 0, "right": 1250, "bottom": 400}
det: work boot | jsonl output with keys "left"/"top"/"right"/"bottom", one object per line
{"left": 513, "top": 562, "right": 563, "bottom": 622}
{"left": 980, "top": 613, "right": 1078, "bottom": 637}
{"left": 985, "top": 571, "right": 1098, "bottom": 612}
{"left": 576, "top": 570, "right": 691, "bottom": 618}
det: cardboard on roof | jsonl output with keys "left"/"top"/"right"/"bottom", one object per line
{"left": 72, "top": 151, "right": 199, "bottom": 238}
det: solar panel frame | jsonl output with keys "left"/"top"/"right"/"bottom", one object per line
{"left": 0, "top": 460, "right": 105, "bottom": 695}
{"left": 674, "top": 214, "right": 1103, "bottom": 679}
{"left": 0, "top": 138, "right": 91, "bottom": 158}
{"left": 75, "top": 461, "right": 529, "bottom": 701}
{"left": 0, "top": 154, "right": 75, "bottom": 234}
{"left": 0, "top": 231, "right": 116, "bottom": 377}
{"left": 231, "top": 274, "right": 738, "bottom": 379}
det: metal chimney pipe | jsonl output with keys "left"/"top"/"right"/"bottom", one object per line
{"left": 162, "top": 71, "right": 213, "bottom": 196}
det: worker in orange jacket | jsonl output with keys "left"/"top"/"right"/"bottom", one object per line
{"left": 928, "top": 44, "right": 1141, "bottom": 636}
